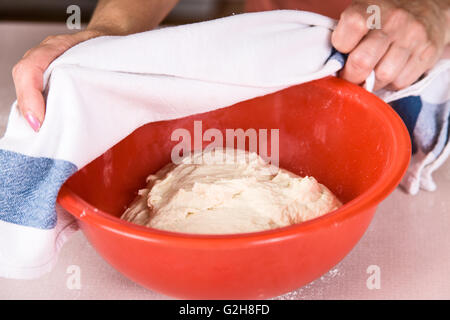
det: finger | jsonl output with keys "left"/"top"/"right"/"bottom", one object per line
{"left": 390, "top": 43, "right": 438, "bottom": 90}
{"left": 332, "top": 2, "right": 370, "bottom": 53}
{"left": 12, "top": 42, "right": 70, "bottom": 131}
{"left": 12, "top": 61, "right": 46, "bottom": 132}
{"left": 375, "top": 9, "right": 431, "bottom": 90}
{"left": 373, "top": 45, "right": 411, "bottom": 90}
{"left": 341, "top": 30, "right": 392, "bottom": 85}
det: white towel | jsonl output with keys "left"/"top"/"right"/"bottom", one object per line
{"left": 378, "top": 60, "right": 450, "bottom": 195}
{"left": 0, "top": 10, "right": 344, "bottom": 279}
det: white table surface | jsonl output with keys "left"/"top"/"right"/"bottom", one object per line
{"left": 1, "top": 22, "right": 449, "bottom": 300}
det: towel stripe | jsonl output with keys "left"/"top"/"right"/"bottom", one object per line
{"left": 0, "top": 150, "right": 77, "bottom": 229}
{"left": 389, "top": 96, "right": 423, "bottom": 154}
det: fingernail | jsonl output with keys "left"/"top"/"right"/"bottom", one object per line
{"left": 25, "top": 112, "right": 41, "bottom": 132}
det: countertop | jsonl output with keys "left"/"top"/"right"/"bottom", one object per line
{"left": 1, "top": 22, "right": 449, "bottom": 300}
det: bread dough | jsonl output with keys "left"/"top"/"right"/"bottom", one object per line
{"left": 121, "top": 149, "right": 341, "bottom": 234}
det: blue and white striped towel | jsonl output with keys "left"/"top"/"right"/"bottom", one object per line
{"left": 0, "top": 10, "right": 448, "bottom": 279}
{"left": 378, "top": 60, "right": 450, "bottom": 195}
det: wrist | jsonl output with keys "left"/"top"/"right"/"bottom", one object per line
{"left": 86, "top": 22, "right": 142, "bottom": 36}
{"left": 83, "top": 27, "right": 112, "bottom": 37}
{"left": 76, "top": 29, "right": 109, "bottom": 41}
{"left": 446, "top": 9, "right": 450, "bottom": 45}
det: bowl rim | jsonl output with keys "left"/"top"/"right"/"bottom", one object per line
{"left": 57, "top": 77, "right": 411, "bottom": 249}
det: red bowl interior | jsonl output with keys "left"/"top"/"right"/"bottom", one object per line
{"left": 58, "top": 76, "right": 411, "bottom": 299}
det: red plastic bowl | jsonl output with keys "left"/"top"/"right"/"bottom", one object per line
{"left": 58, "top": 77, "right": 411, "bottom": 299}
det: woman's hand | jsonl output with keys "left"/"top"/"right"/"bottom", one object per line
{"left": 332, "top": 0, "right": 450, "bottom": 91}
{"left": 12, "top": 0, "right": 178, "bottom": 132}
{"left": 12, "top": 30, "right": 105, "bottom": 131}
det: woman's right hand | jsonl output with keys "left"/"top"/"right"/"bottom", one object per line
{"left": 12, "top": 0, "right": 178, "bottom": 132}
{"left": 12, "top": 29, "right": 105, "bottom": 132}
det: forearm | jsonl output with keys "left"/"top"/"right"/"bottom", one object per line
{"left": 87, "top": 0, "right": 179, "bottom": 35}
{"left": 445, "top": 5, "right": 450, "bottom": 45}
{"left": 433, "top": 0, "right": 450, "bottom": 45}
